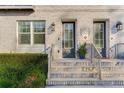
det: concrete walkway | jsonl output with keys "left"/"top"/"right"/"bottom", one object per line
{"left": 46, "top": 85, "right": 124, "bottom": 88}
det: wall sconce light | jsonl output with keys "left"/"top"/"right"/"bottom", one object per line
{"left": 116, "top": 21, "right": 123, "bottom": 31}
{"left": 51, "top": 22, "right": 55, "bottom": 31}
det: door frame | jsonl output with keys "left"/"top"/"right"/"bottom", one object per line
{"left": 93, "top": 21, "right": 106, "bottom": 57}
{"left": 62, "top": 22, "right": 76, "bottom": 58}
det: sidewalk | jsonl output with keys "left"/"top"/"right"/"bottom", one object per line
{"left": 46, "top": 85, "right": 124, "bottom": 88}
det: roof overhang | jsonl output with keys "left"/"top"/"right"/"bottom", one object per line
{"left": 0, "top": 5, "right": 34, "bottom": 10}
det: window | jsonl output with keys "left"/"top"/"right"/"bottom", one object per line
{"left": 64, "top": 23, "right": 74, "bottom": 48}
{"left": 33, "top": 21, "right": 45, "bottom": 44}
{"left": 18, "top": 21, "right": 30, "bottom": 44}
{"left": 18, "top": 21, "right": 45, "bottom": 45}
{"left": 93, "top": 23, "right": 104, "bottom": 48}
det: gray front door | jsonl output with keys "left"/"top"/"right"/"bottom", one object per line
{"left": 93, "top": 21, "right": 106, "bottom": 57}
{"left": 62, "top": 22, "right": 75, "bottom": 58}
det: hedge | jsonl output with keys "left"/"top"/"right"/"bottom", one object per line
{"left": 0, "top": 53, "right": 48, "bottom": 88}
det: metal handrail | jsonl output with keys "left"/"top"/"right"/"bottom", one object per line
{"left": 90, "top": 43, "right": 102, "bottom": 80}
{"left": 42, "top": 46, "right": 52, "bottom": 79}
{"left": 115, "top": 43, "right": 124, "bottom": 59}
{"left": 48, "top": 44, "right": 55, "bottom": 79}
{"left": 90, "top": 43, "right": 102, "bottom": 59}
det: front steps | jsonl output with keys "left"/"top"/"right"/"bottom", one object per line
{"left": 46, "top": 80, "right": 124, "bottom": 86}
{"left": 46, "top": 59, "right": 124, "bottom": 87}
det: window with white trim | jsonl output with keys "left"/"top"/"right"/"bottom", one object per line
{"left": 33, "top": 21, "right": 45, "bottom": 44}
{"left": 18, "top": 21, "right": 45, "bottom": 45}
{"left": 18, "top": 21, "right": 30, "bottom": 44}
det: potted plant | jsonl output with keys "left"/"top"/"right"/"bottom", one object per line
{"left": 78, "top": 43, "right": 87, "bottom": 59}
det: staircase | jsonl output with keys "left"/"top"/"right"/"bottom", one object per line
{"left": 46, "top": 59, "right": 124, "bottom": 87}
{"left": 46, "top": 43, "right": 124, "bottom": 87}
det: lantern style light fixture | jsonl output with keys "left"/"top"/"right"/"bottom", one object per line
{"left": 116, "top": 21, "right": 123, "bottom": 31}
{"left": 51, "top": 22, "right": 55, "bottom": 31}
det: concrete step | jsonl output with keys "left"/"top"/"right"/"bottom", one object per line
{"left": 51, "top": 61, "right": 116, "bottom": 67}
{"left": 101, "top": 73, "right": 124, "bottom": 80}
{"left": 101, "top": 67, "right": 124, "bottom": 72}
{"left": 51, "top": 67, "right": 98, "bottom": 72}
{"left": 48, "top": 78, "right": 99, "bottom": 81}
{"left": 51, "top": 63, "right": 124, "bottom": 67}
{"left": 50, "top": 72, "right": 98, "bottom": 78}
{"left": 51, "top": 63, "right": 95, "bottom": 67}
{"left": 49, "top": 70, "right": 124, "bottom": 79}
{"left": 46, "top": 79, "right": 124, "bottom": 86}
{"left": 52, "top": 59, "right": 124, "bottom": 67}
{"left": 46, "top": 85, "right": 124, "bottom": 88}
{"left": 51, "top": 66, "right": 124, "bottom": 72}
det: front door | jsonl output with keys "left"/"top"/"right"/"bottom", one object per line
{"left": 62, "top": 22, "right": 75, "bottom": 58}
{"left": 93, "top": 21, "right": 106, "bottom": 57}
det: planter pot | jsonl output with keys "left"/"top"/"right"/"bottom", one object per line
{"left": 79, "top": 55, "right": 85, "bottom": 59}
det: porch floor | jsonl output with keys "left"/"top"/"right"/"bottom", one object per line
{"left": 54, "top": 58, "right": 124, "bottom": 63}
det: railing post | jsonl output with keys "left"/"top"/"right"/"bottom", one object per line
{"left": 98, "top": 59, "right": 102, "bottom": 80}
{"left": 51, "top": 44, "right": 53, "bottom": 61}
{"left": 91, "top": 43, "right": 93, "bottom": 63}
{"left": 48, "top": 48, "right": 51, "bottom": 79}
{"left": 48, "top": 44, "right": 54, "bottom": 79}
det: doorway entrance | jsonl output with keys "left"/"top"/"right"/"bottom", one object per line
{"left": 62, "top": 22, "right": 75, "bottom": 58}
{"left": 93, "top": 21, "right": 106, "bottom": 57}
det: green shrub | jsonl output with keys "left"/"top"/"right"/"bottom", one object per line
{"left": 0, "top": 79, "right": 14, "bottom": 88}
{"left": 0, "top": 53, "right": 48, "bottom": 88}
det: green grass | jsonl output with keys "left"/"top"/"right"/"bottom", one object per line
{"left": 0, "top": 53, "right": 48, "bottom": 88}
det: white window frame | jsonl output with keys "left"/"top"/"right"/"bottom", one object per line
{"left": 17, "top": 20, "right": 45, "bottom": 46}
{"left": 33, "top": 21, "right": 45, "bottom": 45}
{"left": 17, "top": 21, "right": 31, "bottom": 45}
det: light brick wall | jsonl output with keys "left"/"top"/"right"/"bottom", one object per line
{"left": 0, "top": 6, "right": 124, "bottom": 59}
